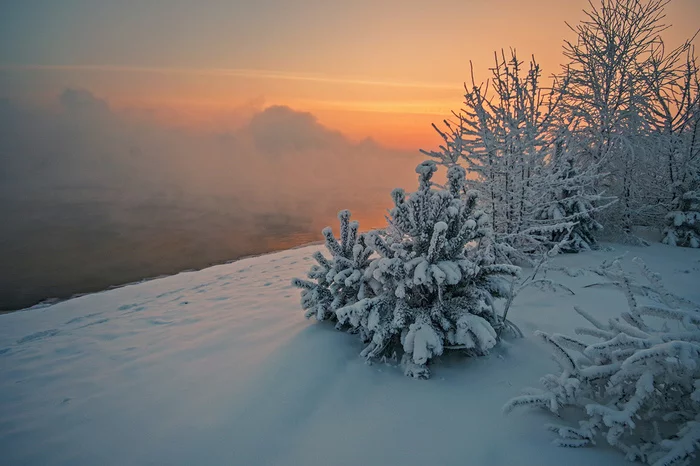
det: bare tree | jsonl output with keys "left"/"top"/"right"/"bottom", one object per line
{"left": 561, "top": 0, "right": 670, "bottom": 163}
{"left": 559, "top": 0, "right": 699, "bottom": 237}
{"left": 424, "top": 50, "right": 574, "bottom": 256}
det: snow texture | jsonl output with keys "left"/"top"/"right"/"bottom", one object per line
{"left": 1, "top": 240, "right": 698, "bottom": 466}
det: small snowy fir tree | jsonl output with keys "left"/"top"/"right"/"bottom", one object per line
{"left": 294, "top": 161, "right": 519, "bottom": 378}
{"left": 662, "top": 177, "right": 700, "bottom": 248}
{"left": 292, "top": 210, "right": 374, "bottom": 323}
{"left": 504, "top": 258, "right": 700, "bottom": 466}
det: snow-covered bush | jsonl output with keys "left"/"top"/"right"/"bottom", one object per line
{"left": 504, "top": 258, "right": 700, "bottom": 466}
{"left": 663, "top": 179, "right": 700, "bottom": 248}
{"left": 293, "top": 161, "right": 519, "bottom": 378}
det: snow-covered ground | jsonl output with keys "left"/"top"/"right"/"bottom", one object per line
{"left": 1, "top": 243, "right": 699, "bottom": 466}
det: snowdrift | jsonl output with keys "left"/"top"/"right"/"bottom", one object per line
{"left": 1, "top": 243, "right": 699, "bottom": 466}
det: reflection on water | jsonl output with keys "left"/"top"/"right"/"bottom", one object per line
{"left": 0, "top": 189, "right": 391, "bottom": 312}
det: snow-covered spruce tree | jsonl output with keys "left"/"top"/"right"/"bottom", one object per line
{"left": 661, "top": 92, "right": 700, "bottom": 248}
{"left": 291, "top": 209, "right": 374, "bottom": 323}
{"left": 504, "top": 258, "right": 700, "bottom": 466}
{"left": 294, "top": 161, "right": 520, "bottom": 378}
{"left": 533, "top": 141, "right": 614, "bottom": 252}
{"left": 663, "top": 177, "right": 700, "bottom": 248}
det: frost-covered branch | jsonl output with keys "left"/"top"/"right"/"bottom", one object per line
{"left": 506, "top": 258, "right": 700, "bottom": 464}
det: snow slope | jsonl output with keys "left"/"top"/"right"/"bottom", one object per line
{"left": 1, "top": 243, "right": 699, "bottom": 466}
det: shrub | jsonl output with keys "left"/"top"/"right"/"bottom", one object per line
{"left": 504, "top": 258, "right": 700, "bottom": 466}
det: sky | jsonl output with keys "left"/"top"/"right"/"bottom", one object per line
{"left": 1, "top": 0, "right": 698, "bottom": 150}
{"left": 0, "top": 0, "right": 699, "bottom": 308}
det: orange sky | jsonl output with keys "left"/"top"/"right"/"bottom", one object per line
{"left": 1, "top": 0, "right": 698, "bottom": 150}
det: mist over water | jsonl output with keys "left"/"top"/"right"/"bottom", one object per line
{"left": 0, "top": 90, "right": 424, "bottom": 311}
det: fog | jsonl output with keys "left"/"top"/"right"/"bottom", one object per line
{"left": 0, "top": 90, "right": 424, "bottom": 310}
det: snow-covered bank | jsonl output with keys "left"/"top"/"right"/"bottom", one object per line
{"left": 1, "top": 243, "right": 699, "bottom": 466}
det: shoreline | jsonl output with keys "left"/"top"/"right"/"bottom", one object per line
{"left": 1, "top": 240, "right": 323, "bottom": 315}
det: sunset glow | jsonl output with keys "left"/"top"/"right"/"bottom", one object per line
{"left": 2, "top": 0, "right": 697, "bottom": 150}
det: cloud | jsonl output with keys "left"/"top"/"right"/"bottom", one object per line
{"left": 247, "top": 105, "right": 344, "bottom": 154}
{"left": 1, "top": 89, "right": 421, "bottom": 196}
{"left": 0, "top": 89, "right": 425, "bottom": 310}
{"left": 59, "top": 88, "right": 111, "bottom": 115}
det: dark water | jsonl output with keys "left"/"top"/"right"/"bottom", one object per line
{"left": 0, "top": 189, "right": 389, "bottom": 312}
